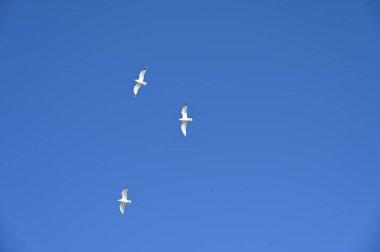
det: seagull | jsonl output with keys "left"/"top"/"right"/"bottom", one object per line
{"left": 179, "top": 103, "right": 193, "bottom": 136}
{"left": 118, "top": 186, "right": 132, "bottom": 215}
{"left": 133, "top": 67, "right": 147, "bottom": 97}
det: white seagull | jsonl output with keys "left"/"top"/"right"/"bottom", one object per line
{"left": 179, "top": 103, "right": 193, "bottom": 136}
{"left": 133, "top": 67, "right": 148, "bottom": 97}
{"left": 118, "top": 186, "right": 132, "bottom": 215}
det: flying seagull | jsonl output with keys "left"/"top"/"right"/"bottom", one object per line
{"left": 118, "top": 186, "right": 132, "bottom": 215}
{"left": 133, "top": 67, "right": 147, "bottom": 97}
{"left": 179, "top": 103, "right": 193, "bottom": 136}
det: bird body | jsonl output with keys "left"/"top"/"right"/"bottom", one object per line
{"left": 118, "top": 198, "right": 132, "bottom": 204}
{"left": 179, "top": 118, "right": 193, "bottom": 122}
{"left": 135, "top": 80, "right": 147, "bottom": 86}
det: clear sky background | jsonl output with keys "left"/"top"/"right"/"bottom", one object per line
{"left": 1, "top": 0, "right": 380, "bottom": 251}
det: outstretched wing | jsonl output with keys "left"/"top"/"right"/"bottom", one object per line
{"left": 133, "top": 83, "right": 142, "bottom": 96}
{"left": 138, "top": 67, "right": 147, "bottom": 81}
{"left": 120, "top": 202, "right": 126, "bottom": 215}
{"left": 181, "top": 122, "right": 187, "bottom": 136}
{"left": 121, "top": 187, "right": 128, "bottom": 200}
{"left": 181, "top": 103, "right": 188, "bottom": 118}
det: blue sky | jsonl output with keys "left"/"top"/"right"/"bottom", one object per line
{"left": 1, "top": 0, "right": 380, "bottom": 251}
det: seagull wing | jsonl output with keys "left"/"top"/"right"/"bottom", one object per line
{"left": 121, "top": 187, "right": 128, "bottom": 200}
{"left": 181, "top": 121, "right": 187, "bottom": 136}
{"left": 181, "top": 103, "right": 188, "bottom": 118}
{"left": 138, "top": 67, "right": 147, "bottom": 82}
{"left": 133, "top": 83, "right": 142, "bottom": 96}
{"left": 120, "top": 202, "right": 126, "bottom": 215}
